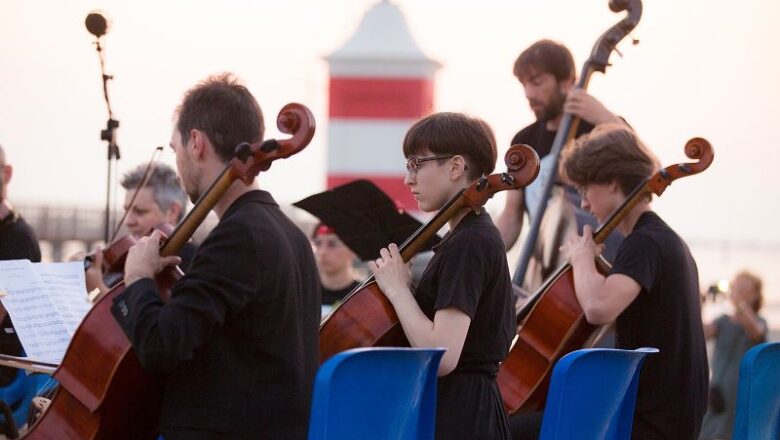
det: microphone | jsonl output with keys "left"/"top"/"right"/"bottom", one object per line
{"left": 85, "top": 11, "right": 110, "bottom": 38}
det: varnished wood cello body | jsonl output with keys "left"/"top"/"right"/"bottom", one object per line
{"left": 498, "top": 137, "right": 714, "bottom": 414}
{"left": 24, "top": 104, "right": 315, "bottom": 439}
{"left": 319, "top": 144, "right": 541, "bottom": 363}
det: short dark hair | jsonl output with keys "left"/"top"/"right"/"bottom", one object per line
{"left": 176, "top": 73, "right": 265, "bottom": 163}
{"left": 403, "top": 112, "right": 497, "bottom": 181}
{"left": 121, "top": 162, "right": 188, "bottom": 222}
{"left": 560, "top": 124, "right": 660, "bottom": 195}
{"left": 513, "top": 39, "right": 576, "bottom": 83}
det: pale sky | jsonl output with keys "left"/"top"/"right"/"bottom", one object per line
{"left": 1, "top": 0, "right": 779, "bottom": 300}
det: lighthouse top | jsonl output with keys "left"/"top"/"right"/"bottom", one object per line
{"left": 327, "top": 1, "right": 440, "bottom": 77}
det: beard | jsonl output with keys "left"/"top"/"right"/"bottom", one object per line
{"left": 532, "top": 87, "right": 566, "bottom": 122}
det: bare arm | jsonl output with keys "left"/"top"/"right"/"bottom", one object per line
{"left": 563, "top": 225, "right": 641, "bottom": 324}
{"left": 732, "top": 300, "right": 767, "bottom": 341}
{"left": 494, "top": 189, "right": 525, "bottom": 250}
{"left": 369, "top": 244, "right": 471, "bottom": 376}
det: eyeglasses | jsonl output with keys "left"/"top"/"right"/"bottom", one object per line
{"left": 405, "top": 155, "right": 456, "bottom": 175}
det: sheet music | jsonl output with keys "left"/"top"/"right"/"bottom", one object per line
{"left": 37, "top": 262, "right": 92, "bottom": 336}
{"left": 0, "top": 259, "right": 92, "bottom": 363}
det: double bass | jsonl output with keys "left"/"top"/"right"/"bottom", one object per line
{"left": 320, "top": 144, "right": 541, "bottom": 362}
{"left": 23, "top": 103, "right": 315, "bottom": 439}
{"left": 513, "top": 0, "right": 642, "bottom": 291}
{"left": 497, "top": 137, "right": 714, "bottom": 414}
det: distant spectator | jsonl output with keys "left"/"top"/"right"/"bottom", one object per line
{"left": 312, "top": 223, "right": 359, "bottom": 315}
{"left": 700, "top": 270, "right": 768, "bottom": 440}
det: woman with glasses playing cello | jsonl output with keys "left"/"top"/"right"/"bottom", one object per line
{"left": 370, "top": 112, "right": 517, "bottom": 439}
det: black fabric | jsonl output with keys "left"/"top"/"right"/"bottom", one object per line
{"left": 321, "top": 280, "right": 360, "bottom": 306}
{"left": 111, "top": 190, "right": 321, "bottom": 440}
{"left": 0, "top": 211, "right": 41, "bottom": 386}
{"left": 414, "top": 210, "right": 514, "bottom": 439}
{"left": 0, "top": 212, "right": 41, "bottom": 262}
{"left": 511, "top": 119, "right": 595, "bottom": 159}
{"left": 177, "top": 241, "right": 197, "bottom": 272}
{"left": 609, "top": 211, "right": 708, "bottom": 440}
{"left": 293, "top": 179, "right": 439, "bottom": 261}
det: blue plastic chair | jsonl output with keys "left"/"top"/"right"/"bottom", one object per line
{"left": 733, "top": 342, "right": 780, "bottom": 440}
{"left": 539, "top": 347, "right": 658, "bottom": 440}
{"left": 308, "top": 347, "right": 445, "bottom": 440}
{"left": 0, "top": 370, "right": 52, "bottom": 436}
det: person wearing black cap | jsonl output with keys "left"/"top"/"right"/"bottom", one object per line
{"left": 369, "top": 112, "right": 515, "bottom": 439}
{"left": 311, "top": 223, "right": 360, "bottom": 315}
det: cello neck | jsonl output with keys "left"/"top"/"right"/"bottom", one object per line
{"left": 397, "top": 189, "right": 468, "bottom": 262}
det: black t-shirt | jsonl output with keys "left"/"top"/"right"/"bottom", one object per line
{"left": 512, "top": 118, "right": 623, "bottom": 271}
{"left": 322, "top": 280, "right": 360, "bottom": 306}
{"left": 511, "top": 119, "right": 595, "bottom": 159}
{"left": 113, "top": 190, "right": 321, "bottom": 439}
{"left": 609, "top": 211, "right": 708, "bottom": 439}
{"left": 415, "top": 210, "right": 514, "bottom": 439}
{"left": 0, "top": 211, "right": 41, "bottom": 385}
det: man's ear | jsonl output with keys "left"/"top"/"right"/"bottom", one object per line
{"left": 189, "top": 129, "right": 208, "bottom": 160}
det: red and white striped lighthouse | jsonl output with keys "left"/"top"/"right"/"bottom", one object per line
{"left": 326, "top": 0, "right": 439, "bottom": 210}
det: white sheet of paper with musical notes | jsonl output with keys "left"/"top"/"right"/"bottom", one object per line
{"left": 0, "top": 260, "right": 92, "bottom": 363}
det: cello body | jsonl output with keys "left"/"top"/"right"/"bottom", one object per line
{"left": 498, "top": 260, "right": 608, "bottom": 413}
{"left": 27, "top": 280, "right": 166, "bottom": 439}
{"left": 319, "top": 282, "right": 409, "bottom": 362}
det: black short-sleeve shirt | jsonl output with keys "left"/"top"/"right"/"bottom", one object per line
{"left": 414, "top": 210, "right": 515, "bottom": 373}
{"left": 511, "top": 119, "right": 595, "bottom": 159}
{"left": 609, "top": 211, "right": 708, "bottom": 439}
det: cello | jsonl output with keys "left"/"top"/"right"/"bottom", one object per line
{"left": 319, "top": 143, "right": 541, "bottom": 362}
{"left": 22, "top": 103, "right": 315, "bottom": 439}
{"left": 497, "top": 137, "right": 714, "bottom": 414}
{"left": 513, "top": 0, "right": 642, "bottom": 290}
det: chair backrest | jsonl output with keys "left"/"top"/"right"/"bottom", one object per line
{"left": 0, "top": 370, "right": 51, "bottom": 434}
{"left": 539, "top": 347, "right": 658, "bottom": 440}
{"left": 733, "top": 342, "right": 780, "bottom": 440}
{"left": 308, "top": 347, "right": 445, "bottom": 440}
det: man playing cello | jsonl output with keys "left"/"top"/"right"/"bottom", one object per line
{"left": 111, "top": 73, "right": 321, "bottom": 439}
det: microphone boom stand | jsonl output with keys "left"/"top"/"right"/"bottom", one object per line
{"left": 92, "top": 37, "right": 120, "bottom": 243}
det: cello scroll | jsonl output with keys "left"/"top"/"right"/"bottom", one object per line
{"left": 463, "top": 144, "right": 540, "bottom": 211}
{"left": 232, "top": 103, "right": 315, "bottom": 183}
{"left": 648, "top": 137, "right": 714, "bottom": 196}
